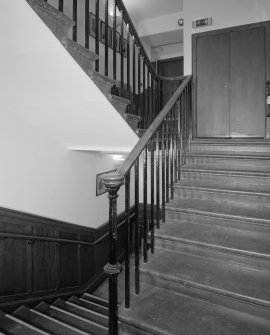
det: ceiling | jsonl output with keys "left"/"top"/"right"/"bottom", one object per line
{"left": 123, "top": 0, "right": 183, "bottom": 23}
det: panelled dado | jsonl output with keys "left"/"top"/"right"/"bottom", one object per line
{"left": 0, "top": 207, "right": 131, "bottom": 311}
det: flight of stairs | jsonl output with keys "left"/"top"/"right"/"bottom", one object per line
{"left": 26, "top": 0, "right": 141, "bottom": 132}
{"left": 119, "top": 139, "right": 270, "bottom": 335}
{"left": 0, "top": 293, "right": 109, "bottom": 334}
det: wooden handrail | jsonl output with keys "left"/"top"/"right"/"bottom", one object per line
{"left": 117, "top": 75, "right": 192, "bottom": 177}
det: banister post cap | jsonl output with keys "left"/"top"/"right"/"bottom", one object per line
{"left": 102, "top": 173, "right": 124, "bottom": 189}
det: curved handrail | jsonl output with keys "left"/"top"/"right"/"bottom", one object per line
{"left": 116, "top": 75, "right": 192, "bottom": 178}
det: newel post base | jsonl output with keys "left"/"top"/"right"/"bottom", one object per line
{"left": 103, "top": 173, "right": 124, "bottom": 335}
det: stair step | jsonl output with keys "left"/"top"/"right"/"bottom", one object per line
{"left": 186, "top": 151, "right": 270, "bottom": 167}
{"left": 167, "top": 197, "right": 270, "bottom": 226}
{"left": 140, "top": 247, "right": 270, "bottom": 309}
{"left": 155, "top": 219, "right": 270, "bottom": 262}
{"left": 26, "top": 0, "right": 74, "bottom": 40}
{"left": 119, "top": 282, "right": 270, "bottom": 335}
{"left": 35, "top": 301, "right": 108, "bottom": 335}
{"left": 53, "top": 298, "right": 108, "bottom": 327}
{"left": 13, "top": 305, "right": 86, "bottom": 335}
{"left": 69, "top": 296, "right": 109, "bottom": 316}
{"left": 81, "top": 293, "right": 109, "bottom": 308}
{"left": 191, "top": 140, "right": 270, "bottom": 152}
{"left": 174, "top": 179, "right": 270, "bottom": 205}
{"left": 0, "top": 310, "right": 49, "bottom": 334}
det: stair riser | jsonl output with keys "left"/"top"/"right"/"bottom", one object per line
{"left": 174, "top": 188, "right": 270, "bottom": 207}
{"left": 181, "top": 171, "right": 270, "bottom": 186}
{"left": 155, "top": 239, "right": 270, "bottom": 269}
{"left": 140, "top": 272, "right": 270, "bottom": 319}
{"left": 186, "top": 157, "right": 270, "bottom": 167}
{"left": 191, "top": 144, "right": 270, "bottom": 152}
{"left": 166, "top": 208, "right": 270, "bottom": 226}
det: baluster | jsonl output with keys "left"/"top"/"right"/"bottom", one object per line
{"left": 124, "top": 172, "right": 130, "bottom": 309}
{"left": 148, "top": 70, "right": 151, "bottom": 124}
{"left": 134, "top": 159, "right": 140, "bottom": 295}
{"left": 96, "top": 0, "right": 100, "bottom": 72}
{"left": 126, "top": 24, "right": 130, "bottom": 99}
{"left": 113, "top": 0, "right": 117, "bottom": 81}
{"left": 174, "top": 104, "right": 178, "bottom": 183}
{"left": 73, "top": 0, "right": 77, "bottom": 42}
{"left": 161, "top": 121, "right": 166, "bottom": 222}
{"left": 178, "top": 97, "right": 181, "bottom": 180}
{"left": 103, "top": 174, "right": 124, "bottom": 335}
{"left": 143, "top": 146, "right": 148, "bottom": 263}
{"left": 150, "top": 137, "right": 155, "bottom": 254}
{"left": 132, "top": 37, "right": 136, "bottom": 113}
{"left": 166, "top": 115, "right": 169, "bottom": 203}
{"left": 120, "top": 11, "right": 124, "bottom": 97}
{"left": 151, "top": 74, "right": 154, "bottom": 123}
{"left": 156, "top": 129, "right": 160, "bottom": 229}
{"left": 142, "top": 60, "right": 146, "bottom": 128}
{"left": 170, "top": 109, "right": 174, "bottom": 200}
{"left": 85, "top": 0, "right": 90, "bottom": 49}
{"left": 58, "top": 0, "right": 63, "bottom": 12}
{"left": 137, "top": 47, "right": 141, "bottom": 118}
{"left": 104, "top": 0, "right": 109, "bottom": 76}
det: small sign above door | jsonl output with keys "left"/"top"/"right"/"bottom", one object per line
{"left": 192, "top": 17, "right": 212, "bottom": 29}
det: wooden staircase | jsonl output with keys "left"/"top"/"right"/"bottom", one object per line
{"left": 118, "top": 139, "right": 270, "bottom": 335}
{"left": 0, "top": 293, "right": 109, "bottom": 334}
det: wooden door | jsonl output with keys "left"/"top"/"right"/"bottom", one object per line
{"left": 196, "top": 33, "right": 230, "bottom": 137}
{"left": 194, "top": 23, "right": 267, "bottom": 138}
{"left": 158, "top": 57, "right": 183, "bottom": 107}
{"left": 230, "top": 26, "right": 266, "bottom": 137}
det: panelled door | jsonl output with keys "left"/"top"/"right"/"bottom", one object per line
{"left": 194, "top": 23, "right": 267, "bottom": 138}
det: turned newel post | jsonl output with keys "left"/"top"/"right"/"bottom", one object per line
{"left": 103, "top": 173, "right": 124, "bottom": 335}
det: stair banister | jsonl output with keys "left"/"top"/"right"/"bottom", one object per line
{"left": 103, "top": 75, "right": 192, "bottom": 335}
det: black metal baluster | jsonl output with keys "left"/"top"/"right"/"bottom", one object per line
{"left": 148, "top": 70, "right": 151, "bottom": 124}
{"left": 150, "top": 137, "right": 155, "bottom": 254}
{"left": 151, "top": 74, "right": 154, "bottom": 122}
{"left": 104, "top": 0, "right": 108, "bottom": 77}
{"left": 174, "top": 104, "right": 178, "bottom": 183}
{"left": 178, "top": 97, "right": 181, "bottom": 180}
{"left": 120, "top": 10, "right": 124, "bottom": 97}
{"left": 124, "top": 172, "right": 130, "bottom": 309}
{"left": 132, "top": 37, "right": 136, "bottom": 113}
{"left": 137, "top": 47, "right": 141, "bottom": 118}
{"left": 166, "top": 115, "right": 169, "bottom": 203}
{"left": 170, "top": 109, "right": 174, "bottom": 200}
{"left": 103, "top": 174, "right": 124, "bottom": 335}
{"left": 85, "top": 0, "right": 90, "bottom": 49}
{"left": 161, "top": 121, "right": 166, "bottom": 222}
{"left": 134, "top": 160, "right": 140, "bottom": 295}
{"left": 156, "top": 129, "right": 160, "bottom": 229}
{"left": 59, "top": 0, "right": 63, "bottom": 12}
{"left": 73, "top": 0, "right": 77, "bottom": 42}
{"left": 113, "top": 0, "right": 117, "bottom": 81}
{"left": 127, "top": 24, "right": 130, "bottom": 99}
{"left": 143, "top": 146, "right": 148, "bottom": 263}
{"left": 142, "top": 60, "right": 146, "bottom": 128}
{"left": 96, "top": 0, "right": 100, "bottom": 72}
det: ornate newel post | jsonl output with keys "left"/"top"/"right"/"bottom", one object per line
{"left": 103, "top": 173, "right": 124, "bottom": 335}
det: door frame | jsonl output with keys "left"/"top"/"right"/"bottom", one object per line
{"left": 192, "top": 20, "right": 270, "bottom": 139}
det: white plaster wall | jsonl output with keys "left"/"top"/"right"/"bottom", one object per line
{"left": 152, "top": 43, "right": 183, "bottom": 62}
{"left": 0, "top": 0, "right": 138, "bottom": 227}
{"left": 183, "top": 0, "right": 270, "bottom": 74}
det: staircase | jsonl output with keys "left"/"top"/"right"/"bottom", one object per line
{"left": 119, "top": 139, "right": 270, "bottom": 335}
{"left": 0, "top": 293, "right": 109, "bottom": 334}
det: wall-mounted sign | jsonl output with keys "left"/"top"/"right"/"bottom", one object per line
{"left": 192, "top": 17, "right": 212, "bottom": 29}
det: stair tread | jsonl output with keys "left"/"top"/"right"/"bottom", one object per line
{"left": 175, "top": 179, "right": 270, "bottom": 196}
{"left": 13, "top": 305, "right": 86, "bottom": 335}
{"left": 69, "top": 296, "right": 109, "bottom": 316}
{"left": 156, "top": 219, "right": 270, "bottom": 259}
{"left": 182, "top": 163, "right": 270, "bottom": 175}
{"left": 141, "top": 247, "right": 270, "bottom": 307}
{"left": 187, "top": 150, "right": 270, "bottom": 158}
{"left": 119, "top": 282, "right": 270, "bottom": 335}
{"left": 167, "top": 197, "right": 270, "bottom": 223}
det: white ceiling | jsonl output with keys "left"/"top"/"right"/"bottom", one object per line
{"left": 123, "top": 0, "right": 183, "bottom": 23}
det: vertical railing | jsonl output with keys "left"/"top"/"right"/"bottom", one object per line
{"left": 103, "top": 76, "right": 192, "bottom": 335}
